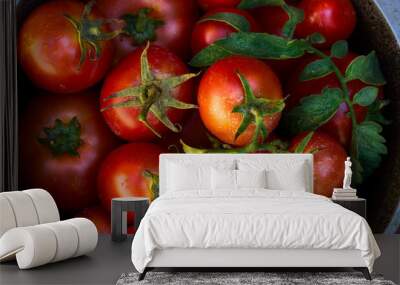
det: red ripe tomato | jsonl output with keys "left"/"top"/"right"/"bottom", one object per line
{"left": 251, "top": 5, "right": 288, "bottom": 36}
{"left": 191, "top": 7, "right": 258, "bottom": 55}
{"left": 100, "top": 45, "right": 196, "bottom": 141}
{"left": 97, "top": 143, "right": 163, "bottom": 213}
{"left": 77, "top": 206, "right": 111, "bottom": 234}
{"left": 295, "top": 0, "right": 356, "bottom": 47}
{"left": 285, "top": 52, "right": 383, "bottom": 148}
{"left": 198, "top": 56, "right": 283, "bottom": 146}
{"left": 289, "top": 131, "right": 347, "bottom": 197}
{"left": 18, "top": 0, "right": 114, "bottom": 94}
{"left": 249, "top": 4, "right": 301, "bottom": 79}
{"left": 198, "top": 0, "right": 240, "bottom": 11}
{"left": 19, "top": 92, "right": 120, "bottom": 215}
{"left": 160, "top": 111, "right": 214, "bottom": 151}
{"left": 96, "top": 0, "right": 198, "bottom": 61}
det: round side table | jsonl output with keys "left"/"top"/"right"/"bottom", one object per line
{"left": 111, "top": 197, "right": 149, "bottom": 242}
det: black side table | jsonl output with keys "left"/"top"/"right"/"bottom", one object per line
{"left": 111, "top": 197, "right": 149, "bottom": 242}
{"left": 332, "top": 198, "right": 366, "bottom": 219}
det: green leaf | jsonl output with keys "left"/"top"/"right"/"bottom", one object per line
{"left": 353, "top": 86, "right": 379, "bottom": 106}
{"left": 330, "top": 40, "right": 348, "bottom": 58}
{"left": 237, "top": 0, "right": 284, "bottom": 9}
{"left": 238, "top": 1, "right": 303, "bottom": 39}
{"left": 143, "top": 170, "right": 159, "bottom": 201}
{"left": 365, "top": 99, "right": 390, "bottom": 125}
{"left": 190, "top": 32, "right": 308, "bottom": 67}
{"left": 199, "top": 12, "right": 251, "bottom": 32}
{"left": 281, "top": 88, "right": 343, "bottom": 135}
{"left": 350, "top": 156, "right": 364, "bottom": 185}
{"left": 294, "top": 131, "right": 314, "bottom": 153}
{"left": 354, "top": 121, "right": 387, "bottom": 179}
{"left": 345, "top": 51, "right": 386, "bottom": 85}
{"left": 299, "top": 58, "right": 333, "bottom": 81}
{"left": 308, "top": 33, "right": 326, "bottom": 45}
{"left": 281, "top": 4, "right": 304, "bottom": 38}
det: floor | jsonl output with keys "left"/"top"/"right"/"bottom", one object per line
{"left": 0, "top": 235, "right": 134, "bottom": 285}
{"left": 0, "top": 235, "right": 399, "bottom": 285}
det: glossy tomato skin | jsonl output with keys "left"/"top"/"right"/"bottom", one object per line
{"left": 191, "top": 8, "right": 258, "bottom": 55}
{"left": 285, "top": 52, "right": 383, "bottom": 148}
{"left": 295, "top": 0, "right": 356, "bottom": 48}
{"left": 289, "top": 132, "right": 347, "bottom": 197}
{"left": 19, "top": 0, "right": 114, "bottom": 94}
{"left": 96, "top": 0, "right": 197, "bottom": 61}
{"left": 97, "top": 143, "right": 163, "bottom": 213}
{"left": 198, "top": 56, "right": 283, "bottom": 146}
{"left": 198, "top": 0, "right": 240, "bottom": 11}
{"left": 100, "top": 45, "right": 195, "bottom": 141}
{"left": 19, "top": 92, "right": 120, "bottom": 215}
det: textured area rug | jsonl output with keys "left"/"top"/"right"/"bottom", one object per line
{"left": 116, "top": 272, "right": 396, "bottom": 285}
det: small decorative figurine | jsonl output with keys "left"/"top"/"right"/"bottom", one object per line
{"left": 343, "top": 157, "right": 353, "bottom": 190}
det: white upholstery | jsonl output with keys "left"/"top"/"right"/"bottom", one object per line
{"left": 0, "top": 189, "right": 97, "bottom": 269}
{"left": 1, "top": 191, "right": 40, "bottom": 227}
{"left": 0, "top": 189, "right": 60, "bottom": 237}
{"left": 159, "top": 154, "right": 313, "bottom": 195}
{"left": 24, "top": 189, "right": 60, "bottom": 224}
{"left": 0, "top": 218, "right": 97, "bottom": 269}
{"left": 0, "top": 196, "right": 17, "bottom": 237}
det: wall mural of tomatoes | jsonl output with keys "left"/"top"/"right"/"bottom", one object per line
{"left": 17, "top": 0, "right": 399, "bottom": 234}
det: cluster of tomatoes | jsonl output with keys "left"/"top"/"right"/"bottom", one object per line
{"left": 18, "top": 0, "right": 378, "bottom": 233}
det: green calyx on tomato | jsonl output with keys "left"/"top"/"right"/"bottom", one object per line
{"left": 64, "top": 0, "right": 121, "bottom": 65}
{"left": 38, "top": 117, "right": 83, "bottom": 157}
{"left": 181, "top": 72, "right": 285, "bottom": 154}
{"left": 102, "top": 42, "right": 198, "bottom": 138}
{"left": 143, "top": 170, "right": 159, "bottom": 201}
{"left": 122, "top": 8, "right": 164, "bottom": 45}
{"left": 233, "top": 72, "right": 285, "bottom": 141}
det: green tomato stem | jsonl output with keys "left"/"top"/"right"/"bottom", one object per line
{"left": 307, "top": 46, "right": 358, "bottom": 128}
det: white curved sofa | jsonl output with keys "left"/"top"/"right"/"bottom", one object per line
{"left": 0, "top": 189, "right": 98, "bottom": 269}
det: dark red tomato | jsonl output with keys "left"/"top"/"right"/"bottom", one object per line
{"left": 198, "top": 0, "right": 240, "bottom": 11}
{"left": 249, "top": 4, "right": 301, "bottom": 79}
{"left": 100, "top": 45, "right": 196, "bottom": 141}
{"left": 19, "top": 92, "right": 120, "bottom": 215}
{"left": 96, "top": 0, "right": 197, "bottom": 61}
{"left": 251, "top": 5, "right": 288, "bottom": 36}
{"left": 77, "top": 206, "right": 111, "bottom": 234}
{"left": 97, "top": 143, "right": 163, "bottom": 214}
{"left": 160, "top": 111, "right": 214, "bottom": 151}
{"left": 285, "top": 52, "right": 384, "bottom": 148}
{"left": 198, "top": 56, "right": 283, "bottom": 146}
{"left": 289, "top": 131, "right": 347, "bottom": 197}
{"left": 19, "top": 0, "right": 114, "bottom": 94}
{"left": 191, "top": 7, "right": 258, "bottom": 55}
{"left": 295, "top": 0, "right": 356, "bottom": 47}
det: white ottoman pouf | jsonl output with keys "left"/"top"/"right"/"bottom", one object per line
{"left": 1, "top": 191, "right": 40, "bottom": 227}
{"left": 24, "top": 189, "right": 60, "bottom": 224}
{"left": 0, "top": 218, "right": 98, "bottom": 269}
{"left": 0, "top": 189, "right": 98, "bottom": 269}
{"left": 0, "top": 196, "right": 17, "bottom": 237}
{"left": 0, "top": 189, "right": 60, "bottom": 237}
